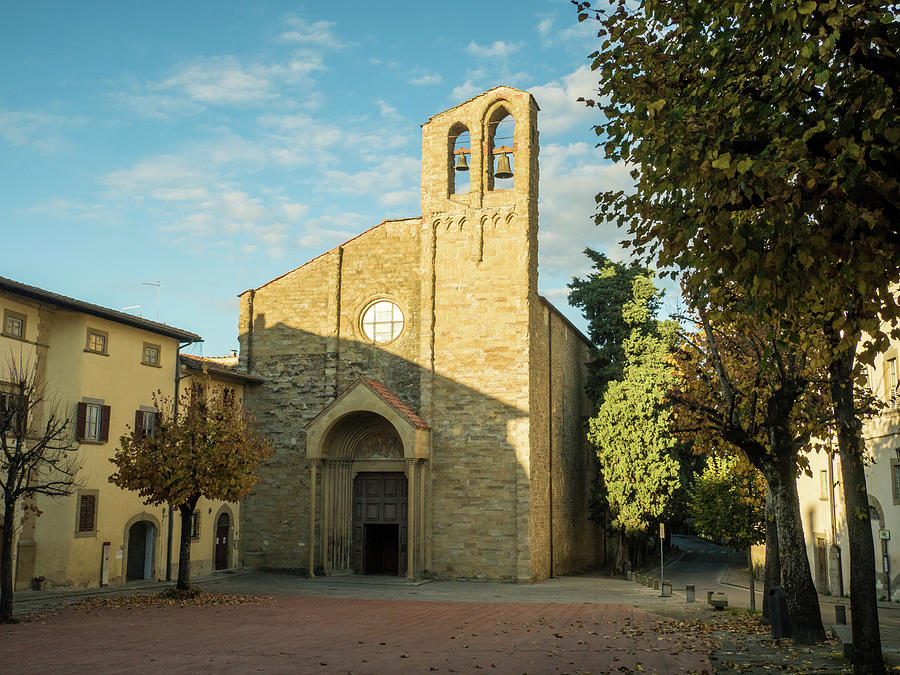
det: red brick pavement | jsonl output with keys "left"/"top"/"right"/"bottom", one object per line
{"left": 0, "top": 597, "right": 711, "bottom": 674}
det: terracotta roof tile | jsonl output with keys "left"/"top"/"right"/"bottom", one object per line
{"left": 359, "top": 377, "right": 430, "bottom": 429}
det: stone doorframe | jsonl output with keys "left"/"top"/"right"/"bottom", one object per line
{"left": 305, "top": 378, "right": 431, "bottom": 579}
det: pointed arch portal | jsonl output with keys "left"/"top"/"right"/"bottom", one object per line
{"left": 305, "top": 378, "right": 430, "bottom": 578}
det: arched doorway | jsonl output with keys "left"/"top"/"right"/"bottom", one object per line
{"left": 304, "top": 377, "right": 431, "bottom": 579}
{"left": 126, "top": 521, "right": 155, "bottom": 581}
{"left": 214, "top": 512, "right": 230, "bottom": 570}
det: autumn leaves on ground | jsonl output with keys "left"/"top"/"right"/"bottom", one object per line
{"left": 1, "top": 590, "right": 867, "bottom": 675}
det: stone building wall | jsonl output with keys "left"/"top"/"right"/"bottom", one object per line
{"left": 237, "top": 87, "right": 602, "bottom": 581}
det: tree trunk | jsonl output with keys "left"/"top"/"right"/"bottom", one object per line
{"left": 765, "top": 458, "right": 826, "bottom": 644}
{"left": 829, "top": 346, "right": 884, "bottom": 675}
{"left": 762, "top": 486, "right": 781, "bottom": 622}
{"left": 0, "top": 497, "right": 16, "bottom": 623}
{"left": 176, "top": 501, "right": 197, "bottom": 591}
{"left": 747, "top": 547, "right": 756, "bottom": 612}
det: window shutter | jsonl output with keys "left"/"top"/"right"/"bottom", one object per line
{"left": 76, "top": 402, "right": 87, "bottom": 441}
{"left": 99, "top": 405, "right": 111, "bottom": 442}
{"left": 134, "top": 409, "right": 144, "bottom": 440}
{"left": 79, "top": 494, "right": 96, "bottom": 532}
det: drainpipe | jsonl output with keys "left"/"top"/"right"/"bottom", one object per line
{"left": 548, "top": 308, "right": 554, "bottom": 578}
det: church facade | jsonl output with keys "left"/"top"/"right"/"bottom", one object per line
{"left": 237, "top": 87, "right": 603, "bottom": 582}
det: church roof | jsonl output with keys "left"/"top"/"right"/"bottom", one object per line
{"left": 304, "top": 376, "right": 430, "bottom": 431}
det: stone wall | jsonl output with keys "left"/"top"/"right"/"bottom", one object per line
{"left": 238, "top": 87, "right": 601, "bottom": 582}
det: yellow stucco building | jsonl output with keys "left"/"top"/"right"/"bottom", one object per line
{"left": 0, "top": 277, "right": 254, "bottom": 590}
{"left": 797, "top": 334, "right": 900, "bottom": 601}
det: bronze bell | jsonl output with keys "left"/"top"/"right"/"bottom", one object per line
{"left": 454, "top": 152, "right": 469, "bottom": 172}
{"left": 494, "top": 152, "right": 513, "bottom": 179}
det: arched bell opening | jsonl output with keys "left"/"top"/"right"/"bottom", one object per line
{"left": 448, "top": 122, "right": 471, "bottom": 196}
{"left": 485, "top": 104, "right": 515, "bottom": 191}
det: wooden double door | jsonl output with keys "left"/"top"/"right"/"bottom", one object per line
{"left": 352, "top": 472, "right": 407, "bottom": 575}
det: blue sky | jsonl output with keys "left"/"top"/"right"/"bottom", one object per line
{"left": 1, "top": 1, "right": 637, "bottom": 356}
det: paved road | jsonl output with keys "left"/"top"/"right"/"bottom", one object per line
{"left": 659, "top": 534, "right": 900, "bottom": 664}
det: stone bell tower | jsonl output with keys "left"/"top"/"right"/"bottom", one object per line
{"left": 417, "top": 87, "right": 544, "bottom": 582}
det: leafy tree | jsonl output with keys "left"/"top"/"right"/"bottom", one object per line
{"left": 576, "top": 1, "right": 897, "bottom": 668}
{"left": 673, "top": 310, "right": 828, "bottom": 640}
{"left": 571, "top": 251, "right": 682, "bottom": 566}
{"left": 1, "top": 357, "right": 79, "bottom": 623}
{"left": 690, "top": 455, "right": 766, "bottom": 609}
{"left": 110, "top": 386, "right": 271, "bottom": 591}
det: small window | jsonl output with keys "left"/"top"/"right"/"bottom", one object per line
{"left": 361, "top": 300, "right": 404, "bottom": 344}
{"left": 191, "top": 511, "right": 201, "bottom": 540}
{"left": 819, "top": 470, "right": 828, "bottom": 501}
{"left": 2, "top": 310, "right": 26, "bottom": 339}
{"left": 892, "top": 460, "right": 900, "bottom": 506}
{"left": 887, "top": 357, "right": 898, "bottom": 408}
{"left": 0, "top": 384, "right": 27, "bottom": 434}
{"left": 76, "top": 491, "right": 98, "bottom": 535}
{"left": 142, "top": 343, "right": 161, "bottom": 366}
{"left": 77, "top": 400, "right": 110, "bottom": 443}
{"left": 134, "top": 408, "right": 157, "bottom": 439}
{"left": 85, "top": 329, "right": 108, "bottom": 355}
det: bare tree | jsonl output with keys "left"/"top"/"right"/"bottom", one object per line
{"left": 1, "top": 356, "right": 79, "bottom": 623}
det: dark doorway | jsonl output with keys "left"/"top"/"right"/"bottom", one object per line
{"left": 352, "top": 472, "right": 407, "bottom": 575}
{"left": 815, "top": 537, "right": 828, "bottom": 590}
{"left": 364, "top": 523, "right": 399, "bottom": 574}
{"left": 215, "top": 513, "right": 230, "bottom": 570}
{"left": 126, "top": 521, "right": 151, "bottom": 581}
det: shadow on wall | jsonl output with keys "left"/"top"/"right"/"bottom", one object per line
{"left": 238, "top": 315, "right": 601, "bottom": 581}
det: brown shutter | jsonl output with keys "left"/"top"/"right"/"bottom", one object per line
{"left": 99, "top": 405, "right": 111, "bottom": 442}
{"left": 134, "top": 410, "right": 144, "bottom": 440}
{"left": 79, "top": 494, "right": 96, "bottom": 532}
{"left": 75, "top": 402, "right": 87, "bottom": 441}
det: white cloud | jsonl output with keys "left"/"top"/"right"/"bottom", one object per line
{"left": 529, "top": 66, "right": 598, "bottom": 137}
{"left": 407, "top": 69, "right": 442, "bottom": 86}
{"left": 278, "top": 16, "right": 343, "bottom": 48}
{"left": 451, "top": 80, "right": 483, "bottom": 102}
{"left": 0, "top": 109, "right": 72, "bottom": 152}
{"left": 464, "top": 40, "right": 523, "bottom": 59}
{"left": 537, "top": 142, "right": 635, "bottom": 280}
{"left": 322, "top": 155, "right": 420, "bottom": 202}
{"left": 375, "top": 98, "right": 402, "bottom": 120}
{"left": 537, "top": 16, "right": 555, "bottom": 43}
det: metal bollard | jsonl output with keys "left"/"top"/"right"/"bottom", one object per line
{"left": 768, "top": 586, "right": 792, "bottom": 638}
{"left": 686, "top": 584, "right": 695, "bottom": 603}
{"left": 835, "top": 605, "right": 847, "bottom": 625}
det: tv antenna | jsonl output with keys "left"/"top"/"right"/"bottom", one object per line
{"left": 142, "top": 281, "right": 160, "bottom": 321}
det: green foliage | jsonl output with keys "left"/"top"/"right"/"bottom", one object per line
{"left": 577, "top": 0, "right": 900, "bottom": 357}
{"left": 572, "top": 253, "right": 682, "bottom": 534}
{"left": 690, "top": 455, "right": 766, "bottom": 550}
{"left": 569, "top": 249, "right": 663, "bottom": 400}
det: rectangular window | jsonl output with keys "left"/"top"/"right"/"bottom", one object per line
{"left": 0, "top": 384, "right": 27, "bottom": 434}
{"left": 819, "top": 470, "right": 829, "bottom": 501}
{"left": 142, "top": 343, "right": 160, "bottom": 366}
{"left": 134, "top": 408, "right": 156, "bottom": 439}
{"left": 892, "top": 460, "right": 900, "bottom": 506}
{"left": 76, "top": 491, "right": 98, "bottom": 535}
{"left": 85, "top": 329, "right": 108, "bottom": 354}
{"left": 191, "top": 511, "right": 201, "bottom": 540}
{"left": 2, "top": 309, "right": 26, "bottom": 339}
{"left": 76, "top": 400, "right": 110, "bottom": 443}
{"left": 888, "top": 358, "right": 898, "bottom": 408}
